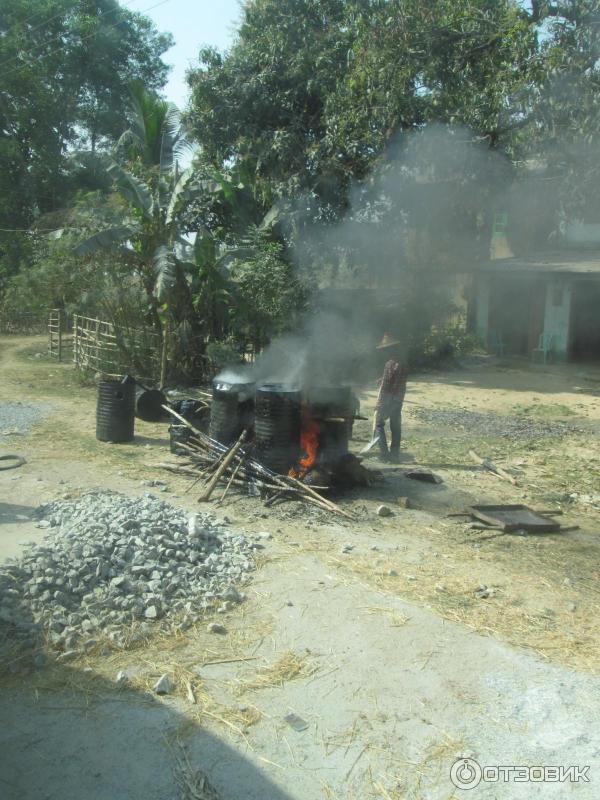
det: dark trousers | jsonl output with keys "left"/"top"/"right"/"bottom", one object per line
{"left": 375, "top": 398, "right": 403, "bottom": 455}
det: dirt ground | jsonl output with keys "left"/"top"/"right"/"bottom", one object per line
{"left": 1, "top": 335, "right": 600, "bottom": 799}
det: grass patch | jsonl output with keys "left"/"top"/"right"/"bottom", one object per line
{"left": 516, "top": 403, "right": 577, "bottom": 418}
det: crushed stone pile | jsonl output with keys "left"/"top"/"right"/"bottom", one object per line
{"left": 0, "top": 400, "right": 51, "bottom": 436}
{"left": 0, "top": 491, "right": 260, "bottom": 657}
{"left": 412, "top": 407, "right": 580, "bottom": 440}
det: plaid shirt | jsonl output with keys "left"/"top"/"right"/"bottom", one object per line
{"left": 376, "top": 359, "right": 408, "bottom": 408}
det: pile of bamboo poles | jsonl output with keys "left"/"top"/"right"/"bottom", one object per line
{"left": 160, "top": 406, "right": 353, "bottom": 519}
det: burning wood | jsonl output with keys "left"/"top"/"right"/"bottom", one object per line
{"left": 161, "top": 405, "right": 354, "bottom": 518}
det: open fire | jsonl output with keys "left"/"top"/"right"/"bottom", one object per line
{"left": 289, "top": 414, "right": 320, "bottom": 479}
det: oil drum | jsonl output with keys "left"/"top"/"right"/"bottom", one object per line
{"left": 135, "top": 387, "right": 167, "bottom": 422}
{"left": 96, "top": 379, "right": 135, "bottom": 442}
{"left": 209, "top": 379, "right": 255, "bottom": 445}
{"left": 255, "top": 384, "right": 301, "bottom": 474}
{"left": 305, "top": 385, "right": 352, "bottom": 460}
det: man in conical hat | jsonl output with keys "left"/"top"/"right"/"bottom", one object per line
{"left": 374, "top": 333, "right": 408, "bottom": 462}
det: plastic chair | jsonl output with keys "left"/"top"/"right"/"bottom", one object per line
{"left": 488, "top": 330, "right": 505, "bottom": 357}
{"left": 531, "top": 333, "right": 554, "bottom": 364}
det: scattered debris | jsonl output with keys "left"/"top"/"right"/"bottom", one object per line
{"left": 116, "top": 669, "right": 129, "bottom": 685}
{"left": 186, "top": 681, "right": 196, "bottom": 704}
{"left": 406, "top": 469, "right": 443, "bottom": 484}
{"left": 474, "top": 585, "right": 496, "bottom": 599}
{"left": 469, "top": 450, "right": 518, "bottom": 486}
{"left": 469, "top": 504, "right": 562, "bottom": 533}
{"left": 414, "top": 407, "right": 580, "bottom": 439}
{"left": 284, "top": 711, "right": 309, "bottom": 732}
{"left": 0, "top": 401, "right": 52, "bottom": 437}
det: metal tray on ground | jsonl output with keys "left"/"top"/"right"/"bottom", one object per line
{"left": 468, "top": 504, "right": 562, "bottom": 533}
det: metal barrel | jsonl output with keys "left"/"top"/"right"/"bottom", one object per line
{"left": 96, "top": 379, "right": 135, "bottom": 443}
{"left": 255, "top": 384, "right": 301, "bottom": 474}
{"left": 134, "top": 387, "right": 167, "bottom": 422}
{"left": 209, "top": 379, "right": 255, "bottom": 446}
{"left": 305, "top": 385, "right": 352, "bottom": 418}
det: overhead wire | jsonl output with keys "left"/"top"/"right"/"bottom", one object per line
{"left": 1, "top": 0, "right": 173, "bottom": 78}
{"left": 23, "top": 0, "right": 150, "bottom": 38}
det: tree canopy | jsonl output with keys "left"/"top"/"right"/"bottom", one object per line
{"left": 186, "top": 0, "right": 600, "bottom": 230}
{"left": 0, "top": 0, "right": 172, "bottom": 283}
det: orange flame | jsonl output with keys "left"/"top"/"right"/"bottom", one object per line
{"left": 289, "top": 416, "right": 320, "bottom": 478}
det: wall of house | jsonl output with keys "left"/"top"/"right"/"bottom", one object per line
{"left": 475, "top": 276, "right": 490, "bottom": 344}
{"left": 542, "top": 278, "right": 572, "bottom": 357}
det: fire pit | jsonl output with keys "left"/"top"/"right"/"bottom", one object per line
{"left": 207, "top": 379, "right": 375, "bottom": 490}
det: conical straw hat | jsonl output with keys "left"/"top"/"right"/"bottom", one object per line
{"left": 376, "top": 332, "right": 402, "bottom": 349}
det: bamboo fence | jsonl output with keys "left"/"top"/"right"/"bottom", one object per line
{"left": 72, "top": 314, "right": 161, "bottom": 384}
{"left": 0, "top": 311, "right": 48, "bottom": 335}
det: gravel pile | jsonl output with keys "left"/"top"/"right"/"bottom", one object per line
{"left": 413, "top": 407, "right": 578, "bottom": 440}
{"left": 0, "top": 400, "right": 51, "bottom": 436}
{"left": 0, "top": 492, "right": 260, "bottom": 657}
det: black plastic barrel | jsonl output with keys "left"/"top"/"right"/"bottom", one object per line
{"left": 255, "top": 384, "right": 301, "bottom": 474}
{"left": 209, "top": 379, "right": 255, "bottom": 446}
{"left": 305, "top": 385, "right": 352, "bottom": 461}
{"left": 135, "top": 387, "right": 167, "bottom": 422}
{"left": 305, "top": 385, "right": 352, "bottom": 419}
{"left": 96, "top": 379, "right": 135, "bottom": 442}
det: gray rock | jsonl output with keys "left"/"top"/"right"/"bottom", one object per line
{"left": 377, "top": 505, "right": 393, "bottom": 517}
{"left": 144, "top": 605, "right": 160, "bottom": 620}
{"left": 153, "top": 674, "right": 172, "bottom": 695}
{"left": 207, "top": 622, "right": 227, "bottom": 635}
{"left": 116, "top": 669, "right": 129, "bottom": 685}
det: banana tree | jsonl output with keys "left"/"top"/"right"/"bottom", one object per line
{"left": 69, "top": 86, "right": 252, "bottom": 378}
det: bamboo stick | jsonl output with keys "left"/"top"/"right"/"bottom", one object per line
{"left": 282, "top": 475, "right": 354, "bottom": 519}
{"left": 217, "top": 459, "right": 243, "bottom": 504}
{"left": 198, "top": 431, "right": 247, "bottom": 502}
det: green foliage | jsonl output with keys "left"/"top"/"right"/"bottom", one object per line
{"left": 229, "top": 237, "right": 309, "bottom": 350}
{"left": 205, "top": 339, "right": 244, "bottom": 372}
{"left": 415, "top": 317, "right": 483, "bottom": 366}
{"left": 0, "top": 0, "right": 172, "bottom": 285}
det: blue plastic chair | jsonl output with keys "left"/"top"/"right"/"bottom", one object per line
{"left": 531, "top": 333, "right": 554, "bottom": 364}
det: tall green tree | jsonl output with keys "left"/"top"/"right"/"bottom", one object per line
{"left": 186, "top": 0, "right": 536, "bottom": 221}
{"left": 0, "top": 0, "right": 172, "bottom": 286}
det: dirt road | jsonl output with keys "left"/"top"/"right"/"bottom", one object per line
{"left": 1, "top": 335, "right": 600, "bottom": 799}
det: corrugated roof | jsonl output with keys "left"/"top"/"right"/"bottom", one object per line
{"left": 482, "top": 250, "right": 600, "bottom": 274}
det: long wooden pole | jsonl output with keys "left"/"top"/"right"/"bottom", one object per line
{"left": 160, "top": 320, "right": 169, "bottom": 389}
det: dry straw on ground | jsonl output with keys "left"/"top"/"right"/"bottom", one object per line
{"left": 236, "top": 649, "right": 317, "bottom": 693}
{"left": 329, "top": 527, "right": 600, "bottom": 673}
